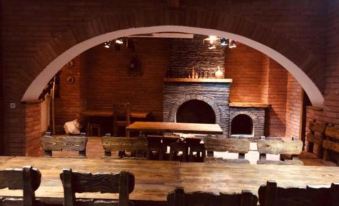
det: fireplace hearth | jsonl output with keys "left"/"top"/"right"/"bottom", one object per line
{"left": 176, "top": 99, "right": 216, "bottom": 124}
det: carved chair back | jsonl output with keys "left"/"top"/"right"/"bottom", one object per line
{"left": 60, "top": 169, "right": 135, "bottom": 206}
{"left": 0, "top": 166, "right": 41, "bottom": 206}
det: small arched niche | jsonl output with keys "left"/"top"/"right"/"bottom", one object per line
{"left": 231, "top": 114, "right": 253, "bottom": 135}
{"left": 176, "top": 100, "right": 216, "bottom": 124}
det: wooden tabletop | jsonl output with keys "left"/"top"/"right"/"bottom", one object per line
{"left": 81, "top": 110, "right": 149, "bottom": 118}
{"left": 126, "top": 121, "right": 223, "bottom": 134}
{"left": 0, "top": 157, "right": 339, "bottom": 203}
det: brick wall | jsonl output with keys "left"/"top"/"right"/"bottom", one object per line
{"left": 0, "top": 0, "right": 329, "bottom": 154}
{"left": 225, "top": 44, "right": 291, "bottom": 137}
{"left": 84, "top": 38, "right": 169, "bottom": 121}
{"left": 323, "top": 1, "right": 339, "bottom": 125}
{"left": 54, "top": 56, "right": 85, "bottom": 133}
{"left": 168, "top": 35, "right": 225, "bottom": 78}
{"left": 226, "top": 44, "right": 267, "bottom": 103}
{"left": 24, "top": 103, "right": 41, "bottom": 156}
{"left": 266, "top": 60, "right": 288, "bottom": 137}
{"left": 285, "top": 74, "right": 303, "bottom": 139}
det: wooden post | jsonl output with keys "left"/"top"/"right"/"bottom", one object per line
{"left": 168, "top": 188, "right": 185, "bottom": 206}
{"left": 61, "top": 169, "right": 76, "bottom": 206}
{"left": 263, "top": 181, "right": 277, "bottom": 206}
{"left": 23, "top": 166, "right": 34, "bottom": 206}
{"left": 119, "top": 172, "right": 131, "bottom": 206}
{"left": 240, "top": 190, "right": 257, "bottom": 206}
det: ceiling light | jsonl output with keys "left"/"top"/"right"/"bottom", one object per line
{"left": 220, "top": 38, "right": 228, "bottom": 46}
{"left": 104, "top": 42, "right": 111, "bottom": 49}
{"left": 229, "top": 40, "right": 237, "bottom": 49}
{"left": 205, "top": 35, "right": 218, "bottom": 44}
{"left": 115, "top": 39, "right": 123, "bottom": 44}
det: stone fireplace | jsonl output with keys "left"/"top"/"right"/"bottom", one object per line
{"left": 163, "top": 79, "right": 268, "bottom": 138}
{"left": 176, "top": 99, "right": 216, "bottom": 124}
{"left": 163, "top": 78, "right": 232, "bottom": 134}
{"left": 229, "top": 103, "right": 268, "bottom": 138}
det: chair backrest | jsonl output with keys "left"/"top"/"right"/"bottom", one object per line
{"left": 0, "top": 166, "right": 41, "bottom": 206}
{"left": 60, "top": 169, "right": 134, "bottom": 206}
{"left": 41, "top": 133, "right": 88, "bottom": 157}
{"left": 258, "top": 181, "right": 339, "bottom": 206}
{"left": 113, "top": 103, "right": 131, "bottom": 122}
{"left": 204, "top": 137, "right": 250, "bottom": 154}
{"left": 323, "top": 125, "right": 339, "bottom": 161}
{"left": 167, "top": 188, "right": 258, "bottom": 206}
{"left": 102, "top": 136, "right": 148, "bottom": 154}
{"left": 307, "top": 121, "right": 327, "bottom": 144}
{"left": 257, "top": 139, "right": 303, "bottom": 156}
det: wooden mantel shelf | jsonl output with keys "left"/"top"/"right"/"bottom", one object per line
{"left": 229, "top": 102, "right": 270, "bottom": 108}
{"left": 164, "top": 78, "right": 233, "bottom": 83}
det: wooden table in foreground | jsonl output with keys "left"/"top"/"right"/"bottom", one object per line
{"left": 1, "top": 157, "right": 339, "bottom": 203}
{"left": 126, "top": 121, "right": 223, "bottom": 135}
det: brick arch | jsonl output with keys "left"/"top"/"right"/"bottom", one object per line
{"left": 21, "top": 9, "right": 324, "bottom": 106}
{"left": 168, "top": 95, "right": 222, "bottom": 124}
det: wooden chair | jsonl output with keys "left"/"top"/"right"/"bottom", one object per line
{"left": 169, "top": 141, "right": 188, "bottom": 161}
{"left": 60, "top": 169, "right": 135, "bottom": 206}
{"left": 323, "top": 125, "right": 339, "bottom": 164}
{"left": 146, "top": 135, "right": 165, "bottom": 160}
{"left": 258, "top": 181, "right": 339, "bottom": 206}
{"left": 0, "top": 166, "right": 41, "bottom": 206}
{"left": 113, "top": 103, "right": 131, "bottom": 137}
{"left": 306, "top": 120, "right": 327, "bottom": 158}
{"left": 87, "top": 122, "right": 101, "bottom": 136}
{"left": 257, "top": 138, "right": 303, "bottom": 165}
{"left": 102, "top": 135, "right": 148, "bottom": 158}
{"left": 41, "top": 132, "right": 88, "bottom": 157}
{"left": 185, "top": 138, "right": 205, "bottom": 162}
{"left": 162, "top": 135, "right": 180, "bottom": 160}
{"left": 167, "top": 188, "right": 258, "bottom": 206}
{"left": 204, "top": 137, "right": 250, "bottom": 163}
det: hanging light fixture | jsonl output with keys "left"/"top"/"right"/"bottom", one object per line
{"left": 115, "top": 39, "right": 124, "bottom": 45}
{"left": 104, "top": 41, "right": 111, "bottom": 49}
{"left": 204, "top": 35, "right": 237, "bottom": 49}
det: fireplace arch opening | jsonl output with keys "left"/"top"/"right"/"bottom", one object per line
{"left": 231, "top": 114, "right": 253, "bottom": 135}
{"left": 176, "top": 100, "right": 216, "bottom": 124}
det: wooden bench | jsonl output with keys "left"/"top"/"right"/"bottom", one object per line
{"left": 41, "top": 132, "right": 88, "bottom": 157}
{"left": 306, "top": 121, "right": 327, "bottom": 157}
{"left": 102, "top": 136, "right": 148, "bottom": 158}
{"left": 323, "top": 125, "right": 339, "bottom": 164}
{"left": 60, "top": 169, "right": 135, "bottom": 206}
{"left": 0, "top": 166, "right": 41, "bottom": 206}
{"left": 167, "top": 188, "right": 258, "bottom": 206}
{"left": 257, "top": 138, "right": 303, "bottom": 165}
{"left": 204, "top": 137, "right": 251, "bottom": 163}
{"left": 259, "top": 181, "right": 339, "bottom": 206}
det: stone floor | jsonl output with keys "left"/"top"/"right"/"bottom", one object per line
{"left": 51, "top": 136, "right": 337, "bottom": 166}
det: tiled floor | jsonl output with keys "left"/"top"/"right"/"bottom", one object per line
{"left": 51, "top": 136, "right": 337, "bottom": 166}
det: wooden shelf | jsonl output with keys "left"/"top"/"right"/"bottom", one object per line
{"left": 229, "top": 102, "right": 270, "bottom": 108}
{"left": 164, "top": 78, "right": 233, "bottom": 83}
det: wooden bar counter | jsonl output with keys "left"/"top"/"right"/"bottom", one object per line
{"left": 0, "top": 157, "right": 339, "bottom": 203}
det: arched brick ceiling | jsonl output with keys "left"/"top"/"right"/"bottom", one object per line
{"left": 21, "top": 10, "right": 324, "bottom": 106}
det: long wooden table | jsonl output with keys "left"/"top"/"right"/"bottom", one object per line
{"left": 126, "top": 121, "right": 223, "bottom": 134}
{"left": 0, "top": 156, "right": 339, "bottom": 203}
{"left": 81, "top": 110, "right": 150, "bottom": 119}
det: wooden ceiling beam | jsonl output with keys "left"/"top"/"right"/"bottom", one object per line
{"left": 167, "top": 0, "right": 180, "bottom": 8}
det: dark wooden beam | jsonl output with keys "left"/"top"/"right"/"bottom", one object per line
{"left": 167, "top": 0, "right": 180, "bottom": 8}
